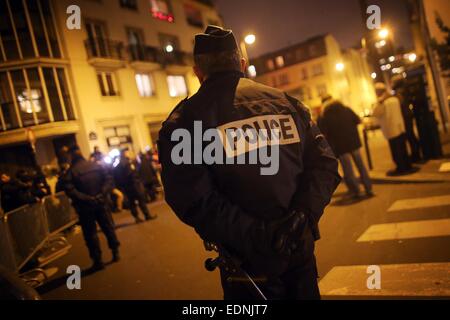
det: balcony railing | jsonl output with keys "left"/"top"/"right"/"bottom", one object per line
{"left": 84, "top": 38, "right": 125, "bottom": 60}
{"left": 128, "top": 44, "right": 164, "bottom": 64}
{"left": 162, "top": 50, "right": 193, "bottom": 66}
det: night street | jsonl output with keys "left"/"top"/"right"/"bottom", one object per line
{"left": 1, "top": 0, "right": 450, "bottom": 310}
{"left": 38, "top": 167, "right": 450, "bottom": 299}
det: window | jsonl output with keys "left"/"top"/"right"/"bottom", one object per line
{"left": 300, "top": 68, "right": 308, "bottom": 80}
{"left": 86, "top": 21, "right": 108, "bottom": 58}
{"left": 184, "top": 4, "right": 203, "bottom": 28}
{"left": 10, "top": 70, "right": 35, "bottom": 126}
{"left": 135, "top": 73, "right": 155, "bottom": 97}
{"left": 56, "top": 68, "right": 75, "bottom": 120}
{"left": 26, "top": 68, "right": 50, "bottom": 124}
{"left": 150, "top": 0, "right": 174, "bottom": 22}
{"left": 127, "top": 28, "right": 145, "bottom": 60}
{"left": 97, "top": 71, "right": 119, "bottom": 96}
{"left": 266, "top": 59, "right": 275, "bottom": 71}
{"left": 275, "top": 56, "right": 284, "bottom": 68}
{"left": 26, "top": 0, "right": 50, "bottom": 57}
{"left": 309, "top": 44, "right": 317, "bottom": 56}
{"left": 0, "top": 0, "right": 20, "bottom": 60}
{"left": 167, "top": 75, "right": 187, "bottom": 97}
{"left": 40, "top": 0, "right": 61, "bottom": 58}
{"left": 0, "top": 72, "right": 20, "bottom": 130}
{"left": 278, "top": 73, "right": 289, "bottom": 86}
{"left": 271, "top": 76, "right": 277, "bottom": 87}
{"left": 312, "top": 63, "right": 324, "bottom": 76}
{"left": 9, "top": 0, "right": 35, "bottom": 58}
{"left": 316, "top": 84, "right": 328, "bottom": 97}
{"left": 296, "top": 48, "right": 305, "bottom": 61}
{"left": 104, "top": 125, "right": 133, "bottom": 151}
{"left": 119, "top": 0, "right": 137, "bottom": 9}
{"left": 0, "top": 67, "right": 74, "bottom": 131}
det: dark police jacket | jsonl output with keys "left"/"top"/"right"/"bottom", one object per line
{"left": 63, "top": 157, "right": 113, "bottom": 210}
{"left": 159, "top": 71, "right": 340, "bottom": 272}
{"left": 113, "top": 157, "right": 145, "bottom": 196}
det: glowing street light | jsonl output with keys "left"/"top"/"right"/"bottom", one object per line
{"left": 335, "top": 62, "right": 345, "bottom": 72}
{"left": 378, "top": 28, "right": 389, "bottom": 39}
{"left": 244, "top": 34, "right": 256, "bottom": 45}
{"left": 165, "top": 44, "right": 174, "bottom": 53}
{"left": 371, "top": 72, "right": 377, "bottom": 79}
{"left": 408, "top": 53, "right": 417, "bottom": 63}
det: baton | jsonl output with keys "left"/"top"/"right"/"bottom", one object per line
{"left": 204, "top": 242, "right": 267, "bottom": 300}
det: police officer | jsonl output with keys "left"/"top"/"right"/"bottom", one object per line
{"left": 63, "top": 145, "right": 120, "bottom": 271}
{"left": 113, "top": 148, "right": 156, "bottom": 223}
{"left": 158, "top": 26, "right": 341, "bottom": 300}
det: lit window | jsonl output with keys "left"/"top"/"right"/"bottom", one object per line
{"left": 275, "top": 56, "right": 284, "bottom": 68}
{"left": 316, "top": 84, "right": 327, "bottom": 97}
{"left": 150, "top": 0, "right": 174, "bottom": 22}
{"left": 266, "top": 59, "right": 275, "bottom": 71}
{"left": 312, "top": 63, "right": 324, "bottom": 76}
{"left": 167, "top": 75, "right": 187, "bottom": 97}
{"left": 135, "top": 73, "right": 155, "bottom": 97}
{"left": 184, "top": 3, "right": 203, "bottom": 28}
{"left": 97, "top": 71, "right": 119, "bottom": 96}
{"left": 18, "top": 89, "right": 42, "bottom": 114}
{"left": 278, "top": 73, "right": 289, "bottom": 86}
{"left": 119, "top": 0, "right": 137, "bottom": 10}
{"left": 300, "top": 68, "right": 308, "bottom": 80}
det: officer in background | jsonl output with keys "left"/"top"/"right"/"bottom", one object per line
{"left": 63, "top": 145, "right": 120, "bottom": 271}
{"left": 113, "top": 148, "right": 156, "bottom": 223}
{"left": 158, "top": 26, "right": 341, "bottom": 299}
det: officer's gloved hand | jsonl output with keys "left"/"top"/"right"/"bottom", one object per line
{"left": 266, "top": 210, "right": 309, "bottom": 257}
{"left": 93, "top": 194, "right": 106, "bottom": 205}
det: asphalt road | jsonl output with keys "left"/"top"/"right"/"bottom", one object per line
{"left": 39, "top": 180, "right": 450, "bottom": 299}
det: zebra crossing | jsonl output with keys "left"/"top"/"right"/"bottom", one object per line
{"left": 319, "top": 193, "right": 450, "bottom": 298}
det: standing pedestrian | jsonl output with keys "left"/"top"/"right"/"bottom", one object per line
{"left": 113, "top": 149, "right": 156, "bottom": 223}
{"left": 318, "top": 97, "right": 373, "bottom": 199}
{"left": 63, "top": 145, "right": 120, "bottom": 271}
{"left": 392, "top": 75, "right": 422, "bottom": 163}
{"left": 373, "top": 83, "right": 417, "bottom": 176}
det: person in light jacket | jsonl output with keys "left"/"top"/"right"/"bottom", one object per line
{"left": 373, "top": 83, "right": 416, "bottom": 176}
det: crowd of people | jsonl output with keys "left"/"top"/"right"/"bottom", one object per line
{"left": 317, "top": 78, "right": 423, "bottom": 202}
{"left": 0, "top": 169, "right": 51, "bottom": 214}
{"left": 0, "top": 146, "right": 162, "bottom": 218}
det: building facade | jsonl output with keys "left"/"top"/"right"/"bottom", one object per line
{"left": 0, "top": 0, "right": 222, "bottom": 173}
{"left": 252, "top": 34, "right": 376, "bottom": 119}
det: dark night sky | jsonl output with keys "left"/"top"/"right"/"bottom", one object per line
{"left": 214, "top": 0, "right": 414, "bottom": 58}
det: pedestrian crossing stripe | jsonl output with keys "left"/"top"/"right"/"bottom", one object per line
{"left": 319, "top": 262, "right": 450, "bottom": 297}
{"left": 357, "top": 218, "right": 450, "bottom": 242}
{"left": 387, "top": 195, "right": 450, "bottom": 212}
{"left": 439, "top": 162, "right": 450, "bottom": 173}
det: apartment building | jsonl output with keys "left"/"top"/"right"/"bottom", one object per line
{"left": 252, "top": 34, "right": 376, "bottom": 119}
{"left": 0, "top": 0, "right": 222, "bottom": 173}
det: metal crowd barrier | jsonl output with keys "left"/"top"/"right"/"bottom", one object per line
{"left": 0, "top": 192, "right": 78, "bottom": 275}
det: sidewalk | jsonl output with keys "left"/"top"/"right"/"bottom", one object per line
{"left": 363, "top": 130, "right": 450, "bottom": 183}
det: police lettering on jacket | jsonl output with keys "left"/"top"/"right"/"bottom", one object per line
{"left": 170, "top": 114, "right": 300, "bottom": 176}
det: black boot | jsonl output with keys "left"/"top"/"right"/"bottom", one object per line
{"left": 112, "top": 249, "right": 120, "bottom": 262}
{"left": 89, "top": 260, "right": 105, "bottom": 272}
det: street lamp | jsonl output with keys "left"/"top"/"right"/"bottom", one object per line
{"left": 240, "top": 34, "right": 256, "bottom": 76}
{"left": 244, "top": 34, "right": 256, "bottom": 45}
{"left": 378, "top": 28, "right": 389, "bottom": 39}
{"left": 408, "top": 53, "right": 417, "bottom": 63}
{"left": 335, "top": 62, "right": 345, "bottom": 72}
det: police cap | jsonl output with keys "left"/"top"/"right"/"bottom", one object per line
{"left": 194, "top": 25, "right": 238, "bottom": 55}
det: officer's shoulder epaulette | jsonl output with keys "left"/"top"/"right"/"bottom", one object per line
{"left": 165, "top": 97, "right": 189, "bottom": 123}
